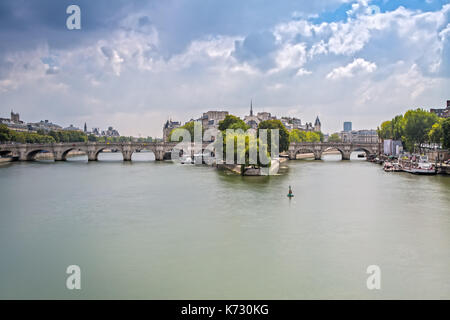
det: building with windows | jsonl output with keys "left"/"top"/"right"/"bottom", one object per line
{"left": 343, "top": 121, "right": 352, "bottom": 132}
{"left": 102, "top": 126, "right": 120, "bottom": 137}
{"left": 430, "top": 100, "right": 450, "bottom": 118}
{"left": 201, "top": 111, "right": 229, "bottom": 129}
{"left": 339, "top": 129, "right": 378, "bottom": 143}
{"left": 163, "top": 120, "right": 181, "bottom": 142}
{"left": 28, "top": 120, "right": 62, "bottom": 132}
{"left": 63, "top": 124, "right": 82, "bottom": 132}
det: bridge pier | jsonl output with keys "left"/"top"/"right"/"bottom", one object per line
{"left": 155, "top": 150, "right": 165, "bottom": 161}
{"left": 342, "top": 152, "right": 351, "bottom": 160}
{"left": 314, "top": 151, "right": 322, "bottom": 160}
{"left": 87, "top": 151, "right": 98, "bottom": 161}
{"left": 54, "top": 150, "right": 66, "bottom": 161}
{"left": 122, "top": 150, "right": 133, "bottom": 161}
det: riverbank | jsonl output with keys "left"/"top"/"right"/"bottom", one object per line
{"left": 217, "top": 158, "right": 288, "bottom": 175}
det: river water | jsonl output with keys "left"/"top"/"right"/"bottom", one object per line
{"left": 0, "top": 152, "right": 449, "bottom": 299}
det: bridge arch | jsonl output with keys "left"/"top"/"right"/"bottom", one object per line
{"left": 321, "top": 146, "right": 346, "bottom": 160}
{"left": 26, "top": 148, "right": 54, "bottom": 161}
{"left": 59, "top": 147, "right": 88, "bottom": 161}
{"left": 0, "top": 150, "right": 13, "bottom": 157}
{"left": 350, "top": 147, "right": 373, "bottom": 157}
{"left": 293, "top": 148, "right": 316, "bottom": 159}
{"left": 130, "top": 146, "right": 158, "bottom": 162}
{"left": 93, "top": 146, "right": 123, "bottom": 161}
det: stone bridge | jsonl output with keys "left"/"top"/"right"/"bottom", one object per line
{"left": 0, "top": 141, "right": 380, "bottom": 162}
{"left": 0, "top": 141, "right": 212, "bottom": 161}
{"left": 288, "top": 142, "right": 380, "bottom": 160}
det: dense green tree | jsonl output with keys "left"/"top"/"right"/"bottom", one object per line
{"left": 391, "top": 115, "right": 404, "bottom": 140}
{"left": 442, "top": 118, "right": 450, "bottom": 149}
{"left": 402, "top": 108, "right": 438, "bottom": 151}
{"left": 88, "top": 134, "right": 98, "bottom": 142}
{"left": 328, "top": 133, "right": 341, "bottom": 142}
{"left": 428, "top": 119, "right": 443, "bottom": 145}
{"left": 289, "top": 129, "right": 307, "bottom": 142}
{"left": 222, "top": 131, "right": 270, "bottom": 169}
{"left": 258, "top": 119, "right": 289, "bottom": 152}
{"left": 377, "top": 120, "right": 393, "bottom": 139}
{"left": 218, "top": 115, "right": 248, "bottom": 131}
{"left": 0, "top": 124, "right": 11, "bottom": 142}
{"left": 289, "top": 129, "right": 323, "bottom": 143}
{"left": 169, "top": 121, "right": 205, "bottom": 142}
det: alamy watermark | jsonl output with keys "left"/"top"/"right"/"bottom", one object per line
{"left": 66, "top": 265, "right": 81, "bottom": 290}
{"left": 66, "top": 5, "right": 81, "bottom": 30}
{"left": 366, "top": 265, "right": 381, "bottom": 290}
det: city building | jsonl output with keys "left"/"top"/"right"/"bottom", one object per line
{"left": 163, "top": 120, "right": 181, "bottom": 142}
{"left": 280, "top": 116, "right": 320, "bottom": 132}
{"left": 63, "top": 124, "right": 82, "bottom": 132}
{"left": 339, "top": 129, "right": 378, "bottom": 143}
{"left": 314, "top": 116, "right": 321, "bottom": 132}
{"left": 102, "top": 126, "right": 120, "bottom": 137}
{"left": 0, "top": 111, "right": 30, "bottom": 132}
{"left": 430, "top": 100, "right": 450, "bottom": 118}
{"left": 28, "top": 120, "right": 62, "bottom": 132}
{"left": 201, "top": 111, "right": 229, "bottom": 129}
{"left": 343, "top": 121, "right": 352, "bottom": 132}
{"left": 243, "top": 100, "right": 261, "bottom": 129}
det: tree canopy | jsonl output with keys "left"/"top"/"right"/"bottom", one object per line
{"left": 377, "top": 108, "right": 444, "bottom": 152}
{"left": 258, "top": 119, "right": 290, "bottom": 152}
{"left": 328, "top": 133, "right": 341, "bottom": 142}
{"left": 218, "top": 115, "right": 249, "bottom": 131}
{"left": 289, "top": 129, "right": 324, "bottom": 143}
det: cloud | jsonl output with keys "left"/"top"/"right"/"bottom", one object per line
{"left": 0, "top": 0, "right": 449, "bottom": 136}
{"left": 326, "top": 58, "right": 377, "bottom": 79}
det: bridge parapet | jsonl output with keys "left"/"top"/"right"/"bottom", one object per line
{"left": 288, "top": 142, "right": 379, "bottom": 160}
{"left": 0, "top": 141, "right": 213, "bottom": 162}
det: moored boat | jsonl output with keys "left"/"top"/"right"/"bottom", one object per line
{"left": 400, "top": 154, "right": 436, "bottom": 175}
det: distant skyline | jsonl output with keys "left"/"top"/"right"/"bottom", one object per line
{"left": 0, "top": 0, "right": 449, "bottom": 137}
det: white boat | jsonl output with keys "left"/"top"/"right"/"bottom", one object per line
{"left": 180, "top": 154, "right": 193, "bottom": 164}
{"left": 401, "top": 155, "right": 436, "bottom": 175}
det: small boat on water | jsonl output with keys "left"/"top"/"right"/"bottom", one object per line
{"left": 383, "top": 160, "right": 401, "bottom": 172}
{"left": 357, "top": 153, "right": 365, "bottom": 158}
{"left": 180, "top": 154, "right": 193, "bottom": 164}
{"left": 400, "top": 155, "right": 436, "bottom": 175}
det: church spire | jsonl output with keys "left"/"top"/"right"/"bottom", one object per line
{"left": 250, "top": 99, "right": 253, "bottom": 116}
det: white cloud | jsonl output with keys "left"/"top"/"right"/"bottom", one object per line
{"left": 326, "top": 58, "right": 377, "bottom": 79}
{"left": 1, "top": 2, "right": 449, "bottom": 136}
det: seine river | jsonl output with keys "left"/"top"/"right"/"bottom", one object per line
{"left": 1, "top": 152, "right": 449, "bottom": 299}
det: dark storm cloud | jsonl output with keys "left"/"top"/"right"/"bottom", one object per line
{"left": 233, "top": 31, "right": 279, "bottom": 70}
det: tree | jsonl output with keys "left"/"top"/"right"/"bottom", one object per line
{"left": 88, "top": 134, "right": 98, "bottom": 142}
{"left": 169, "top": 121, "right": 205, "bottom": 142}
{"left": 222, "top": 131, "right": 270, "bottom": 170}
{"left": 218, "top": 115, "right": 248, "bottom": 131}
{"left": 442, "top": 118, "right": 450, "bottom": 150}
{"left": 377, "top": 120, "right": 393, "bottom": 139}
{"left": 402, "top": 108, "right": 438, "bottom": 151}
{"left": 391, "top": 115, "right": 404, "bottom": 140}
{"left": 428, "top": 119, "right": 443, "bottom": 145}
{"left": 258, "top": 119, "right": 289, "bottom": 152}
{"left": 0, "top": 124, "right": 11, "bottom": 142}
{"left": 289, "top": 129, "right": 306, "bottom": 142}
{"left": 328, "top": 133, "right": 341, "bottom": 142}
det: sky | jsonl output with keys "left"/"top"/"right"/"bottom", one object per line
{"left": 0, "top": 0, "right": 449, "bottom": 137}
